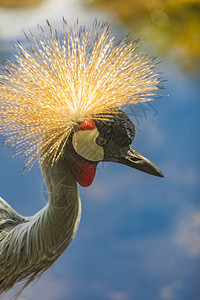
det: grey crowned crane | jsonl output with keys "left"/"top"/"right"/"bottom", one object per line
{"left": 0, "top": 20, "right": 163, "bottom": 299}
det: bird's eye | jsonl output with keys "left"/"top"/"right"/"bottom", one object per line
{"left": 96, "top": 136, "right": 107, "bottom": 146}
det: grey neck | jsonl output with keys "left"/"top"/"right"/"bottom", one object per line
{"left": 0, "top": 152, "right": 81, "bottom": 296}
{"left": 41, "top": 155, "right": 78, "bottom": 207}
{"left": 35, "top": 156, "right": 81, "bottom": 253}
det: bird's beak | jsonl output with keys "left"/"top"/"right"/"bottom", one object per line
{"left": 109, "top": 146, "right": 164, "bottom": 177}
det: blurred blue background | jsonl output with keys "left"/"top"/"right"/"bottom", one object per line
{"left": 0, "top": 0, "right": 200, "bottom": 300}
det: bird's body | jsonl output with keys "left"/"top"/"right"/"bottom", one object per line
{"left": 0, "top": 20, "right": 163, "bottom": 298}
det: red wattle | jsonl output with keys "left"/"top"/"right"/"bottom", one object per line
{"left": 71, "top": 160, "right": 96, "bottom": 187}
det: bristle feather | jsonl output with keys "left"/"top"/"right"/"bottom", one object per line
{"left": 0, "top": 20, "right": 161, "bottom": 169}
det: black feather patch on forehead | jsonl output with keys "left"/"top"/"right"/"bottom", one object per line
{"left": 95, "top": 111, "right": 135, "bottom": 148}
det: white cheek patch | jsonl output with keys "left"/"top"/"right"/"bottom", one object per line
{"left": 72, "top": 128, "right": 104, "bottom": 161}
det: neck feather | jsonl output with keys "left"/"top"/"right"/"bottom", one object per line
{"left": 0, "top": 154, "right": 81, "bottom": 297}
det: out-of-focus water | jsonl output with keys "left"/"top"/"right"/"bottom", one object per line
{"left": 0, "top": 1, "right": 199, "bottom": 300}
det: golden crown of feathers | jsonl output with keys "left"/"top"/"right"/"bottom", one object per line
{"left": 0, "top": 19, "right": 161, "bottom": 169}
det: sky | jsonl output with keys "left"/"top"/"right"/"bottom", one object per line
{"left": 0, "top": 1, "right": 200, "bottom": 300}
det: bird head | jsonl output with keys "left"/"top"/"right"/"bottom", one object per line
{"left": 67, "top": 110, "right": 163, "bottom": 187}
{"left": 0, "top": 20, "right": 164, "bottom": 179}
